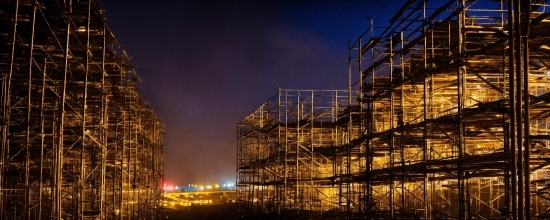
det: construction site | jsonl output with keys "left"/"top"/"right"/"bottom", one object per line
{"left": 237, "top": 0, "right": 550, "bottom": 219}
{"left": 0, "top": 0, "right": 164, "bottom": 219}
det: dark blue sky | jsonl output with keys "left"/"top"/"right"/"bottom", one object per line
{"left": 98, "top": 0, "right": 404, "bottom": 185}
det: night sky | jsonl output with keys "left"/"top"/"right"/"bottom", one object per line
{"left": 97, "top": 0, "right": 404, "bottom": 186}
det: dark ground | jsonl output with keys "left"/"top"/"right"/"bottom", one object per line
{"left": 164, "top": 203, "right": 241, "bottom": 220}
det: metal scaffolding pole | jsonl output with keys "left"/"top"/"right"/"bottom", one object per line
{"left": 0, "top": 1, "right": 18, "bottom": 215}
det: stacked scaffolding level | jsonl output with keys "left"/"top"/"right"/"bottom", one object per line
{"left": 0, "top": 0, "right": 165, "bottom": 219}
{"left": 237, "top": 89, "right": 359, "bottom": 219}
{"left": 238, "top": 0, "right": 550, "bottom": 219}
{"left": 351, "top": 0, "right": 550, "bottom": 219}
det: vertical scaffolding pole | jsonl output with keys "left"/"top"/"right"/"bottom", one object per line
{"left": 296, "top": 92, "right": 300, "bottom": 213}
{"left": 457, "top": 1, "right": 466, "bottom": 219}
{"left": 507, "top": 0, "right": 517, "bottom": 218}
{"left": 522, "top": 16, "right": 530, "bottom": 220}
{"left": 517, "top": 1, "right": 530, "bottom": 219}
{"left": 38, "top": 59, "right": 47, "bottom": 220}
{"left": 514, "top": 1, "right": 524, "bottom": 219}
{"left": 358, "top": 33, "right": 365, "bottom": 219}
{"left": 100, "top": 14, "right": 108, "bottom": 220}
{"left": 347, "top": 40, "right": 354, "bottom": 219}
{"left": 399, "top": 30, "right": 406, "bottom": 219}
{"left": 367, "top": 17, "right": 375, "bottom": 217}
{"left": 25, "top": 1, "right": 38, "bottom": 219}
{"left": 282, "top": 88, "right": 288, "bottom": 217}
{"left": 79, "top": 1, "right": 92, "bottom": 218}
{"left": 389, "top": 32, "right": 395, "bottom": 219}
{"left": 0, "top": 1, "right": 18, "bottom": 215}
{"left": 56, "top": 17, "right": 71, "bottom": 220}
{"left": 422, "top": 1, "right": 430, "bottom": 219}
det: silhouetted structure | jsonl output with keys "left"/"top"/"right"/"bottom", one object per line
{"left": 0, "top": 0, "right": 164, "bottom": 219}
{"left": 237, "top": 0, "right": 550, "bottom": 219}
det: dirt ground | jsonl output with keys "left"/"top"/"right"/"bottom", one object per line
{"left": 163, "top": 203, "right": 241, "bottom": 220}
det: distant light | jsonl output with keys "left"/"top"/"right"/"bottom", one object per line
{"left": 77, "top": 26, "right": 86, "bottom": 32}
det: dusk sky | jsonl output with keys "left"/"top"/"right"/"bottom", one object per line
{"left": 97, "top": 1, "right": 404, "bottom": 185}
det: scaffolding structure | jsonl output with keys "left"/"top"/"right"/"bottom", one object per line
{"left": 237, "top": 0, "right": 550, "bottom": 219}
{"left": 237, "top": 89, "right": 358, "bottom": 219}
{"left": 0, "top": 0, "right": 165, "bottom": 219}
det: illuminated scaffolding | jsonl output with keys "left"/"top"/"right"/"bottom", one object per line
{"left": 237, "top": 89, "right": 359, "bottom": 218}
{"left": 0, "top": 0, "right": 164, "bottom": 219}
{"left": 238, "top": 0, "right": 550, "bottom": 219}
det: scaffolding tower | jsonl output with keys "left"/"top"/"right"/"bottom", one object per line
{"left": 0, "top": 0, "right": 165, "bottom": 219}
{"left": 237, "top": 0, "right": 550, "bottom": 219}
{"left": 237, "top": 89, "right": 359, "bottom": 219}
